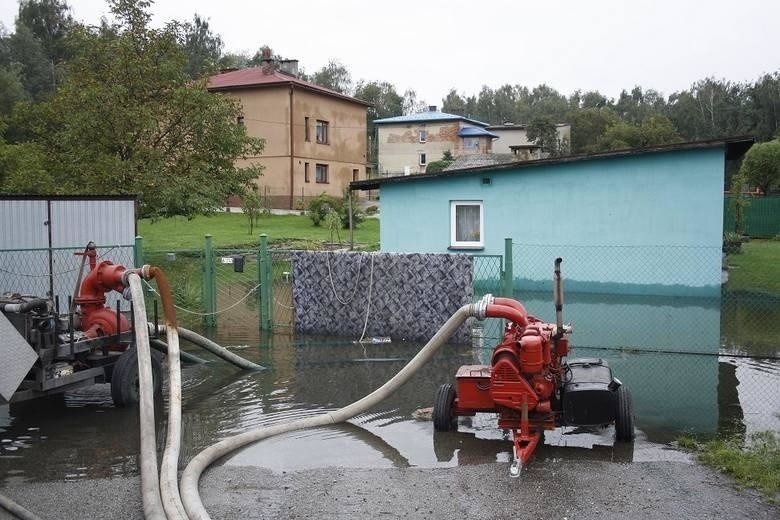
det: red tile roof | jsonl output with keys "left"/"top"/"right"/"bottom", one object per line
{"left": 207, "top": 67, "right": 370, "bottom": 106}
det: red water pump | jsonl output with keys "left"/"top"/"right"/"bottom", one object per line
{"left": 433, "top": 259, "right": 634, "bottom": 475}
{"left": 73, "top": 245, "right": 131, "bottom": 344}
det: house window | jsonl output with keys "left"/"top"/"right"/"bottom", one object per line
{"left": 352, "top": 168, "right": 359, "bottom": 181}
{"left": 463, "top": 137, "right": 479, "bottom": 149}
{"left": 316, "top": 120, "right": 329, "bottom": 144}
{"left": 304, "top": 162, "right": 310, "bottom": 183}
{"left": 450, "top": 201, "right": 484, "bottom": 249}
{"left": 316, "top": 163, "right": 329, "bottom": 183}
{"left": 419, "top": 153, "right": 427, "bottom": 166}
{"left": 305, "top": 117, "right": 310, "bottom": 141}
{"left": 419, "top": 129, "right": 427, "bottom": 143}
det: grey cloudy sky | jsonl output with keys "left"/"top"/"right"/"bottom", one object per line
{"left": 2, "top": 0, "right": 778, "bottom": 105}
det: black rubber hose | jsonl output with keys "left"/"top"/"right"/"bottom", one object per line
{"left": 0, "top": 298, "right": 49, "bottom": 314}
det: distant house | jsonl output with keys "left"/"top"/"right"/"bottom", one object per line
{"left": 488, "top": 122, "right": 571, "bottom": 158}
{"left": 352, "top": 138, "right": 754, "bottom": 298}
{"left": 374, "top": 106, "right": 498, "bottom": 176}
{"left": 208, "top": 58, "right": 370, "bottom": 209}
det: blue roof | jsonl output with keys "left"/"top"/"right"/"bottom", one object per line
{"left": 373, "top": 110, "right": 489, "bottom": 127}
{"left": 458, "top": 127, "right": 499, "bottom": 138}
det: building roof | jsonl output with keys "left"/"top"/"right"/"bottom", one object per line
{"left": 487, "top": 123, "right": 571, "bottom": 130}
{"left": 373, "top": 110, "right": 489, "bottom": 127}
{"left": 444, "top": 154, "right": 517, "bottom": 171}
{"left": 351, "top": 137, "right": 755, "bottom": 191}
{"left": 207, "top": 67, "right": 371, "bottom": 107}
{"left": 458, "top": 127, "right": 499, "bottom": 138}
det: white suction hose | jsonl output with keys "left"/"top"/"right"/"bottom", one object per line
{"left": 151, "top": 324, "right": 264, "bottom": 371}
{"left": 179, "top": 302, "right": 482, "bottom": 520}
{"left": 128, "top": 274, "right": 167, "bottom": 520}
{"left": 159, "top": 321, "right": 187, "bottom": 519}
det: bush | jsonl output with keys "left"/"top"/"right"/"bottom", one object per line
{"left": 307, "top": 193, "right": 342, "bottom": 226}
{"left": 723, "top": 232, "right": 743, "bottom": 254}
{"left": 307, "top": 191, "right": 365, "bottom": 229}
{"left": 365, "top": 205, "right": 379, "bottom": 215}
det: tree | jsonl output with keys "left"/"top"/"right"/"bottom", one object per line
{"left": 7, "top": 24, "right": 51, "bottom": 100}
{"left": 739, "top": 139, "right": 780, "bottom": 195}
{"left": 10, "top": 0, "right": 75, "bottom": 99}
{"left": 182, "top": 14, "right": 223, "bottom": 78}
{"left": 402, "top": 88, "right": 427, "bottom": 114}
{"left": 242, "top": 189, "right": 262, "bottom": 234}
{"left": 310, "top": 59, "right": 352, "bottom": 94}
{"left": 597, "top": 115, "right": 681, "bottom": 151}
{"left": 441, "top": 88, "right": 466, "bottom": 114}
{"left": 4, "top": 0, "right": 264, "bottom": 218}
{"left": 354, "top": 80, "right": 403, "bottom": 166}
{"left": 566, "top": 107, "right": 619, "bottom": 153}
{"left": 354, "top": 80, "right": 403, "bottom": 121}
{"left": 527, "top": 117, "right": 564, "bottom": 156}
{"left": 0, "top": 64, "right": 29, "bottom": 115}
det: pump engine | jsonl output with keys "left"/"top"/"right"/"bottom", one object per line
{"left": 433, "top": 259, "right": 634, "bottom": 475}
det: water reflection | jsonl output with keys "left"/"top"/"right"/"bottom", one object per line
{"left": 1, "top": 312, "right": 778, "bottom": 484}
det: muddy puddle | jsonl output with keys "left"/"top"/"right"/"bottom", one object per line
{"left": 1, "top": 328, "right": 779, "bottom": 485}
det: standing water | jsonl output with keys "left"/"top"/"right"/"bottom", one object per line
{"left": 1, "top": 305, "right": 778, "bottom": 485}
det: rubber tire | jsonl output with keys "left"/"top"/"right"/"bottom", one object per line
{"left": 111, "top": 347, "right": 163, "bottom": 407}
{"left": 615, "top": 385, "right": 635, "bottom": 441}
{"left": 433, "top": 383, "right": 457, "bottom": 432}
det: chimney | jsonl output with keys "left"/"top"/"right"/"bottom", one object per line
{"left": 279, "top": 59, "right": 299, "bottom": 77}
{"left": 428, "top": 105, "right": 438, "bottom": 112}
{"left": 260, "top": 47, "right": 275, "bottom": 74}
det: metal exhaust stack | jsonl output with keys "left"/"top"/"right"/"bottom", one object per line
{"left": 553, "top": 258, "right": 564, "bottom": 338}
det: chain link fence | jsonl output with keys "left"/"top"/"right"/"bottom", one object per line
{"left": 499, "top": 241, "right": 780, "bottom": 434}
{"left": 0, "top": 245, "right": 135, "bottom": 312}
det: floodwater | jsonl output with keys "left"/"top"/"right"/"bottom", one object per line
{"left": 1, "top": 302, "right": 779, "bottom": 485}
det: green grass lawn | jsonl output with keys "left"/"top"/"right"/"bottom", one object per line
{"left": 677, "top": 432, "right": 780, "bottom": 501}
{"left": 726, "top": 239, "right": 780, "bottom": 295}
{"left": 138, "top": 212, "right": 379, "bottom": 250}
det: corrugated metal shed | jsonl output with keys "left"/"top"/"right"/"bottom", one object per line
{"left": 0, "top": 196, "right": 137, "bottom": 302}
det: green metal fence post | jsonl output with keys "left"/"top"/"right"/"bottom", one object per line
{"left": 503, "top": 237, "right": 513, "bottom": 297}
{"left": 134, "top": 235, "right": 144, "bottom": 267}
{"left": 203, "top": 234, "right": 217, "bottom": 328}
{"left": 259, "top": 234, "right": 272, "bottom": 331}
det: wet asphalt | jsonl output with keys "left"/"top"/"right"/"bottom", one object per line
{"left": 1, "top": 459, "right": 777, "bottom": 519}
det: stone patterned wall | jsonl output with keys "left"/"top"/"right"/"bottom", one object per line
{"left": 292, "top": 252, "right": 474, "bottom": 343}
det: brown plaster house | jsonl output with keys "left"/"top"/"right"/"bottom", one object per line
{"left": 208, "top": 60, "right": 370, "bottom": 209}
{"left": 373, "top": 107, "right": 498, "bottom": 176}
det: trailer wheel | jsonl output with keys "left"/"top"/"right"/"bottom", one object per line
{"left": 433, "top": 383, "right": 457, "bottom": 432}
{"left": 111, "top": 347, "right": 163, "bottom": 407}
{"left": 615, "top": 385, "right": 635, "bottom": 441}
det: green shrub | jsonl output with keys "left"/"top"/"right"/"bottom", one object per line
{"left": 365, "top": 205, "right": 379, "bottom": 215}
{"left": 307, "top": 193, "right": 342, "bottom": 226}
{"left": 723, "top": 231, "right": 742, "bottom": 254}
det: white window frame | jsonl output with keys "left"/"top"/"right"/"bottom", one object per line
{"left": 450, "top": 200, "right": 484, "bottom": 249}
{"left": 419, "top": 129, "right": 427, "bottom": 143}
{"left": 419, "top": 153, "right": 427, "bottom": 166}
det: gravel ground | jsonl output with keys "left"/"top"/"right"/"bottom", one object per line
{"left": 1, "top": 460, "right": 777, "bottom": 520}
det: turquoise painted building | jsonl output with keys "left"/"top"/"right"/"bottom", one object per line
{"left": 353, "top": 138, "right": 752, "bottom": 298}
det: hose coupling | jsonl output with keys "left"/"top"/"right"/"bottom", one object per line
{"left": 472, "top": 293, "right": 494, "bottom": 320}
{"left": 121, "top": 265, "right": 153, "bottom": 287}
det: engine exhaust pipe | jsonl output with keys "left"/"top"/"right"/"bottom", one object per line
{"left": 553, "top": 258, "right": 564, "bottom": 338}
